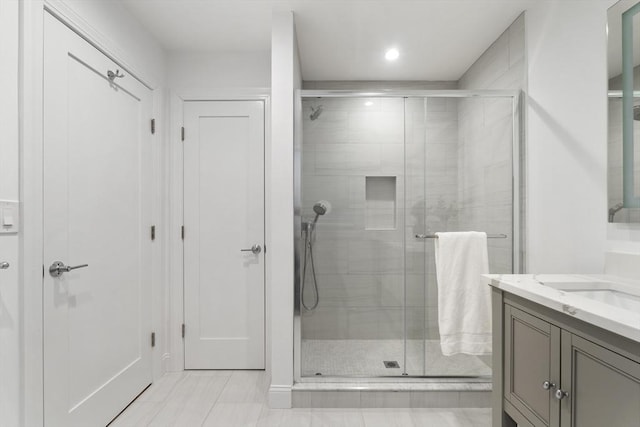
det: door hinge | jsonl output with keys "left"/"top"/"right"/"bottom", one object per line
{"left": 181, "top": 225, "right": 184, "bottom": 240}
{"left": 151, "top": 332, "right": 156, "bottom": 347}
{"left": 151, "top": 118, "right": 156, "bottom": 135}
{"left": 181, "top": 126, "right": 185, "bottom": 141}
{"left": 151, "top": 225, "right": 156, "bottom": 241}
{"left": 181, "top": 323, "right": 185, "bottom": 338}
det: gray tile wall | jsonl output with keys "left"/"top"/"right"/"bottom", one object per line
{"left": 300, "top": 97, "right": 415, "bottom": 340}
{"left": 457, "top": 13, "right": 524, "bottom": 274}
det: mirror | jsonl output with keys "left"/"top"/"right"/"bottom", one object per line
{"left": 608, "top": 0, "right": 640, "bottom": 222}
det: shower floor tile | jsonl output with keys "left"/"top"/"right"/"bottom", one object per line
{"left": 301, "top": 340, "right": 491, "bottom": 377}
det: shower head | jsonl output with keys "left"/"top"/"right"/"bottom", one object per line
{"left": 313, "top": 200, "right": 330, "bottom": 216}
{"left": 312, "top": 200, "right": 331, "bottom": 224}
{"left": 310, "top": 105, "right": 323, "bottom": 121}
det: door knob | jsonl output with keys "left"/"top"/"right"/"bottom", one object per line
{"left": 0, "top": 262, "right": 9, "bottom": 270}
{"left": 49, "top": 261, "right": 89, "bottom": 277}
{"left": 240, "top": 244, "right": 262, "bottom": 255}
{"left": 554, "top": 389, "right": 569, "bottom": 400}
{"left": 542, "top": 380, "right": 556, "bottom": 390}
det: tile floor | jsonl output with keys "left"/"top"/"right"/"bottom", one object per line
{"left": 110, "top": 370, "right": 491, "bottom": 426}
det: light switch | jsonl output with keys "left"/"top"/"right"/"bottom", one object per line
{"left": 0, "top": 200, "right": 19, "bottom": 234}
{"left": 3, "top": 209, "right": 14, "bottom": 226}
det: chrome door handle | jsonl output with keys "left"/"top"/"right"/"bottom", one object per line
{"left": 542, "top": 380, "right": 556, "bottom": 390}
{"left": 240, "top": 244, "right": 262, "bottom": 255}
{"left": 0, "top": 262, "right": 9, "bottom": 270}
{"left": 49, "top": 261, "right": 89, "bottom": 277}
{"left": 554, "top": 389, "right": 569, "bottom": 400}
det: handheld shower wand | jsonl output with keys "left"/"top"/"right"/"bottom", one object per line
{"left": 302, "top": 200, "right": 331, "bottom": 311}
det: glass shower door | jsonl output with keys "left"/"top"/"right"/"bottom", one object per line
{"left": 404, "top": 95, "right": 515, "bottom": 377}
{"left": 299, "top": 97, "right": 409, "bottom": 377}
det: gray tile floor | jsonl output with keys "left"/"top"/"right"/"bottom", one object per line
{"left": 110, "top": 370, "right": 491, "bottom": 426}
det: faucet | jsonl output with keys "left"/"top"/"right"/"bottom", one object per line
{"left": 608, "top": 203, "right": 624, "bottom": 222}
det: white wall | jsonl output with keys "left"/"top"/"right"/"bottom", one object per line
{"left": 524, "top": 1, "right": 610, "bottom": 273}
{"left": 607, "top": 224, "right": 640, "bottom": 253}
{"left": 0, "top": 0, "right": 21, "bottom": 424}
{"left": 269, "top": 10, "right": 301, "bottom": 409}
{"left": 163, "top": 52, "right": 271, "bottom": 374}
{"left": 167, "top": 51, "right": 270, "bottom": 89}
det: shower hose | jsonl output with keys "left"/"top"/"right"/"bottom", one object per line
{"left": 301, "top": 223, "right": 320, "bottom": 311}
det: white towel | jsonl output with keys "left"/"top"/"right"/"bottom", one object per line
{"left": 435, "top": 231, "right": 491, "bottom": 356}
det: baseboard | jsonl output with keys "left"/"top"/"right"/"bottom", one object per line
{"left": 268, "top": 385, "right": 292, "bottom": 408}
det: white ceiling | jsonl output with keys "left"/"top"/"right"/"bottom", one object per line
{"left": 119, "top": 0, "right": 537, "bottom": 81}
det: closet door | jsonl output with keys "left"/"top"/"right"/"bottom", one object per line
{"left": 183, "top": 100, "right": 265, "bottom": 369}
{"left": 43, "top": 12, "right": 153, "bottom": 426}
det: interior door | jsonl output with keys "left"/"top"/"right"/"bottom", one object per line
{"left": 183, "top": 100, "right": 265, "bottom": 369}
{"left": 43, "top": 13, "right": 153, "bottom": 426}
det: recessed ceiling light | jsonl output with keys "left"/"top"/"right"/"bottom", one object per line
{"left": 385, "top": 48, "right": 399, "bottom": 61}
{"left": 365, "top": 101, "right": 374, "bottom": 107}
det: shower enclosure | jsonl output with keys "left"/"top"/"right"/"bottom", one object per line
{"left": 294, "top": 90, "right": 520, "bottom": 381}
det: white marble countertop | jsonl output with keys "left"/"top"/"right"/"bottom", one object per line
{"left": 485, "top": 274, "right": 640, "bottom": 343}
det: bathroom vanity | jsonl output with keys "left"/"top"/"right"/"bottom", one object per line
{"left": 488, "top": 274, "right": 640, "bottom": 427}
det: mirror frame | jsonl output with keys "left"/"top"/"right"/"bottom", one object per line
{"left": 622, "top": 2, "right": 640, "bottom": 208}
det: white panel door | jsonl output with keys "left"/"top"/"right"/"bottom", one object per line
{"left": 183, "top": 100, "right": 265, "bottom": 369}
{"left": 43, "top": 13, "right": 152, "bottom": 426}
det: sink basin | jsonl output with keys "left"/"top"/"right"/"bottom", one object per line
{"left": 565, "top": 290, "right": 640, "bottom": 312}
{"left": 540, "top": 280, "right": 640, "bottom": 312}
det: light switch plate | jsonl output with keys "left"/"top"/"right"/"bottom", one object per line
{"left": 0, "top": 200, "right": 19, "bottom": 234}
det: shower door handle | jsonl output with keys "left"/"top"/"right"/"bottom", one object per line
{"left": 241, "top": 244, "right": 262, "bottom": 255}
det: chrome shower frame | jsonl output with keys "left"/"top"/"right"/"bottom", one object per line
{"left": 293, "top": 89, "right": 523, "bottom": 383}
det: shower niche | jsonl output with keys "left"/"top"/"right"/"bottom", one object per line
{"left": 295, "top": 92, "right": 520, "bottom": 381}
{"left": 365, "top": 176, "right": 397, "bottom": 230}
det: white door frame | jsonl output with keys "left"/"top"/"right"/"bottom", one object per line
{"left": 167, "top": 90, "right": 271, "bottom": 373}
{"left": 21, "top": 2, "right": 162, "bottom": 425}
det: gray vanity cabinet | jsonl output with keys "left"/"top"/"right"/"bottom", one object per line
{"left": 496, "top": 292, "right": 640, "bottom": 427}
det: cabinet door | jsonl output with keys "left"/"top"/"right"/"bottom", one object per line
{"left": 505, "top": 305, "right": 561, "bottom": 427}
{"left": 561, "top": 332, "right": 640, "bottom": 427}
